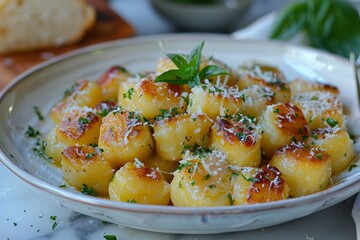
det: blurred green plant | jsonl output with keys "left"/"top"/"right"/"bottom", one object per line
{"left": 169, "top": 0, "right": 216, "bottom": 4}
{"left": 270, "top": 0, "right": 360, "bottom": 58}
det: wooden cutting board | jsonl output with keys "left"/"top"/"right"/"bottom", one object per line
{"left": 0, "top": 0, "right": 135, "bottom": 89}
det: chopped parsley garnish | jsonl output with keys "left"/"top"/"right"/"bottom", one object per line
{"left": 273, "top": 108, "right": 280, "bottom": 113}
{"left": 52, "top": 222, "right": 58, "bottom": 230}
{"left": 63, "top": 82, "right": 79, "bottom": 99}
{"left": 155, "top": 107, "right": 179, "bottom": 120}
{"left": 155, "top": 41, "right": 229, "bottom": 88}
{"left": 177, "top": 161, "right": 194, "bottom": 171}
{"left": 25, "top": 126, "right": 41, "bottom": 138}
{"left": 89, "top": 143, "right": 98, "bottom": 148}
{"left": 311, "top": 133, "right": 318, "bottom": 139}
{"left": 326, "top": 118, "right": 338, "bottom": 127}
{"left": 85, "top": 152, "right": 96, "bottom": 159}
{"left": 191, "top": 181, "right": 196, "bottom": 186}
{"left": 209, "top": 184, "right": 216, "bottom": 189}
{"left": 78, "top": 116, "right": 90, "bottom": 125}
{"left": 241, "top": 93, "right": 247, "bottom": 102}
{"left": 97, "top": 108, "right": 110, "bottom": 117}
{"left": 81, "top": 184, "right": 96, "bottom": 196}
{"left": 230, "top": 171, "right": 239, "bottom": 180}
{"left": 126, "top": 199, "right": 136, "bottom": 203}
{"left": 50, "top": 215, "right": 58, "bottom": 230}
{"left": 349, "top": 164, "right": 358, "bottom": 171}
{"left": 103, "top": 235, "right": 117, "bottom": 240}
{"left": 203, "top": 174, "right": 211, "bottom": 180}
{"left": 236, "top": 132, "right": 246, "bottom": 141}
{"left": 33, "top": 140, "right": 53, "bottom": 162}
{"left": 123, "top": 88, "right": 135, "bottom": 100}
{"left": 316, "top": 153, "right": 323, "bottom": 160}
{"left": 239, "top": 172, "right": 257, "bottom": 183}
{"left": 33, "top": 106, "right": 44, "bottom": 121}
{"left": 227, "top": 193, "right": 234, "bottom": 205}
{"left": 181, "top": 95, "right": 189, "bottom": 104}
{"left": 59, "top": 184, "right": 67, "bottom": 188}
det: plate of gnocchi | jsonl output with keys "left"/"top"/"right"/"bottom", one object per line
{"left": 1, "top": 34, "right": 360, "bottom": 234}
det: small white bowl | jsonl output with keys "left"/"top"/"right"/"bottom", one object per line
{"left": 150, "top": 0, "right": 251, "bottom": 32}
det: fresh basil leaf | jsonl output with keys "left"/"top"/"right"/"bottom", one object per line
{"left": 199, "top": 65, "right": 229, "bottom": 80}
{"left": 270, "top": 2, "right": 308, "bottom": 40}
{"left": 187, "top": 41, "right": 204, "bottom": 71}
{"left": 166, "top": 53, "right": 189, "bottom": 70}
{"left": 154, "top": 69, "right": 192, "bottom": 85}
{"left": 188, "top": 74, "right": 201, "bottom": 88}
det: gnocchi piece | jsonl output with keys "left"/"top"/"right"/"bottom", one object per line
{"left": 146, "top": 152, "right": 179, "bottom": 182}
{"left": 290, "top": 79, "right": 339, "bottom": 97}
{"left": 153, "top": 113, "right": 212, "bottom": 161}
{"left": 170, "top": 150, "right": 232, "bottom": 207}
{"left": 98, "top": 110, "right": 154, "bottom": 168}
{"left": 109, "top": 161, "right": 170, "bottom": 205}
{"left": 97, "top": 65, "right": 131, "bottom": 100}
{"left": 56, "top": 107, "right": 101, "bottom": 147}
{"left": 118, "top": 75, "right": 187, "bottom": 119}
{"left": 50, "top": 80, "right": 104, "bottom": 124}
{"left": 62, "top": 145, "right": 114, "bottom": 196}
{"left": 259, "top": 103, "right": 309, "bottom": 158}
{"left": 237, "top": 63, "right": 290, "bottom": 103}
{"left": 269, "top": 142, "right": 332, "bottom": 197}
{"left": 307, "top": 127, "right": 355, "bottom": 174}
{"left": 44, "top": 128, "right": 67, "bottom": 165}
{"left": 239, "top": 85, "right": 275, "bottom": 118}
{"left": 292, "top": 91, "right": 346, "bottom": 130}
{"left": 209, "top": 113, "right": 261, "bottom": 167}
{"left": 230, "top": 165, "right": 289, "bottom": 205}
{"left": 187, "top": 84, "right": 243, "bottom": 120}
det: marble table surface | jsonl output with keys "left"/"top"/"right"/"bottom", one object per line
{"left": 1, "top": 0, "right": 359, "bottom": 239}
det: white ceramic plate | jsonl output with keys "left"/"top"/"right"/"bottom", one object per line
{"left": 1, "top": 34, "right": 360, "bottom": 234}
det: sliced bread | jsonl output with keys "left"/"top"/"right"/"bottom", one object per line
{"left": 0, "top": 0, "right": 95, "bottom": 53}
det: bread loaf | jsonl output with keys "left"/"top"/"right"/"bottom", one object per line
{"left": 0, "top": 0, "right": 95, "bottom": 53}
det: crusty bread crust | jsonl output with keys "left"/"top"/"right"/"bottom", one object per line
{"left": 0, "top": 0, "right": 95, "bottom": 53}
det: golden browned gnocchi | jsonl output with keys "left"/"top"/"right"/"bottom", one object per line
{"left": 259, "top": 103, "right": 309, "bottom": 158}
{"left": 62, "top": 145, "right": 114, "bottom": 196}
{"left": 170, "top": 149, "right": 232, "bottom": 207}
{"left": 209, "top": 113, "right": 261, "bottom": 167}
{"left": 239, "top": 85, "right": 275, "bottom": 118}
{"left": 97, "top": 65, "right": 132, "bottom": 100}
{"left": 118, "top": 75, "right": 187, "bottom": 119}
{"left": 109, "top": 161, "right": 170, "bottom": 205}
{"left": 230, "top": 164, "right": 289, "bottom": 205}
{"left": 292, "top": 91, "right": 346, "bottom": 130}
{"left": 50, "top": 80, "right": 104, "bottom": 124}
{"left": 56, "top": 107, "right": 101, "bottom": 146}
{"left": 270, "top": 142, "right": 332, "bottom": 197}
{"left": 306, "top": 127, "right": 355, "bottom": 174}
{"left": 237, "top": 63, "right": 290, "bottom": 103}
{"left": 153, "top": 113, "right": 212, "bottom": 161}
{"left": 33, "top": 42, "right": 355, "bottom": 206}
{"left": 187, "top": 84, "right": 243, "bottom": 120}
{"left": 98, "top": 109, "right": 154, "bottom": 168}
{"left": 290, "top": 79, "right": 339, "bottom": 97}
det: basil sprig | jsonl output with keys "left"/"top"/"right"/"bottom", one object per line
{"left": 270, "top": 0, "right": 360, "bottom": 58}
{"left": 155, "top": 41, "right": 229, "bottom": 88}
